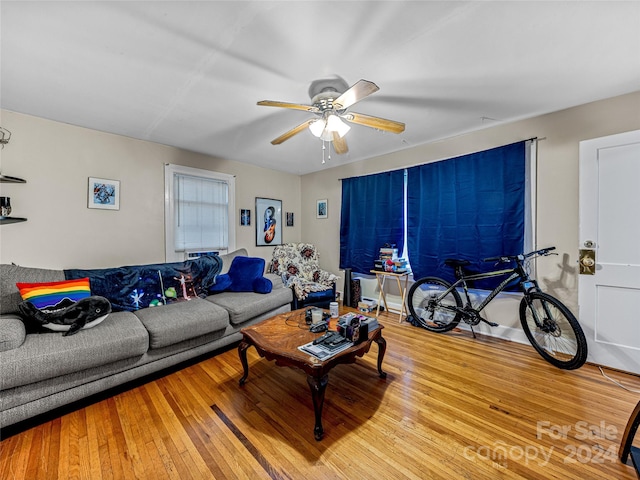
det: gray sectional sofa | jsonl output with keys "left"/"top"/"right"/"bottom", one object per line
{"left": 0, "top": 248, "right": 292, "bottom": 430}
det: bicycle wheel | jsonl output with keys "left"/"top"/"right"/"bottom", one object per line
{"left": 407, "top": 277, "right": 462, "bottom": 332}
{"left": 519, "top": 292, "right": 587, "bottom": 369}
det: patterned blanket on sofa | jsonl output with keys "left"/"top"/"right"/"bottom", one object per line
{"left": 64, "top": 255, "right": 223, "bottom": 312}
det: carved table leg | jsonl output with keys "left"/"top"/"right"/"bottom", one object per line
{"left": 307, "top": 374, "right": 329, "bottom": 441}
{"left": 374, "top": 335, "right": 388, "bottom": 378}
{"left": 238, "top": 341, "right": 251, "bottom": 386}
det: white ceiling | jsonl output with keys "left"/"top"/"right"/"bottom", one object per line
{"left": 2, "top": 1, "right": 639, "bottom": 175}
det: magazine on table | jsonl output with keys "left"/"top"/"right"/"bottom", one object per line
{"left": 298, "top": 337, "right": 353, "bottom": 360}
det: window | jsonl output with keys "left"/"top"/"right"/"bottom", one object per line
{"left": 164, "top": 164, "right": 235, "bottom": 262}
{"left": 340, "top": 140, "right": 536, "bottom": 288}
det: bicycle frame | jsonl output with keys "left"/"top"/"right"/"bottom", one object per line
{"left": 439, "top": 258, "right": 540, "bottom": 316}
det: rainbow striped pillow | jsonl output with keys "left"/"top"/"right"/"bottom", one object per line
{"left": 16, "top": 278, "right": 91, "bottom": 309}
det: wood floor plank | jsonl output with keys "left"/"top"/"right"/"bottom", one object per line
{"left": 2, "top": 313, "right": 639, "bottom": 479}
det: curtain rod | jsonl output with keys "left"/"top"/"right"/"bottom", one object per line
{"left": 338, "top": 137, "right": 541, "bottom": 180}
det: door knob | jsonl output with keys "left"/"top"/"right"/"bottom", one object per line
{"left": 581, "top": 257, "right": 595, "bottom": 268}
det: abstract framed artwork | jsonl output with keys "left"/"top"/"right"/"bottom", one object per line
{"left": 88, "top": 177, "right": 120, "bottom": 210}
{"left": 286, "top": 212, "right": 294, "bottom": 227}
{"left": 240, "top": 209, "right": 251, "bottom": 226}
{"left": 316, "top": 199, "right": 328, "bottom": 219}
{"left": 256, "top": 197, "right": 282, "bottom": 246}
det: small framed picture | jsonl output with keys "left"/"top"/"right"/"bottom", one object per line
{"left": 240, "top": 209, "right": 251, "bottom": 226}
{"left": 88, "top": 177, "right": 120, "bottom": 210}
{"left": 256, "top": 197, "right": 282, "bottom": 246}
{"left": 286, "top": 212, "right": 294, "bottom": 227}
{"left": 316, "top": 199, "right": 328, "bottom": 219}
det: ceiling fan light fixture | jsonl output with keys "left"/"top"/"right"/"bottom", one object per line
{"left": 308, "top": 118, "right": 326, "bottom": 137}
{"left": 326, "top": 114, "right": 350, "bottom": 138}
{"left": 320, "top": 129, "right": 334, "bottom": 142}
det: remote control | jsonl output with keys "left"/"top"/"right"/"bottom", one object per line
{"left": 313, "top": 331, "right": 335, "bottom": 345}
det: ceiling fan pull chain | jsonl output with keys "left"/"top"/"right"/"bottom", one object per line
{"left": 322, "top": 140, "right": 326, "bottom": 164}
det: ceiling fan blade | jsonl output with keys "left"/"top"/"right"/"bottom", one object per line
{"left": 342, "top": 112, "right": 405, "bottom": 134}
{"left": 271, "top": 120, "right": 314, "bottom": 145}
{"left": 332, "top": 132, "right": 348, "bottom": 155}
{"left": 332, "top": 80, "right": 379, "bottom": 110}
{"left": 257, "top": 100, "right": 319, "bottom": 113}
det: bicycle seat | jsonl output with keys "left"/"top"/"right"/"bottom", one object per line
{"left": 444, "top": 259, "right": 471, "bottom": 268}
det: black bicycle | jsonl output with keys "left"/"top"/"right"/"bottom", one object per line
{"left": 407, "top": 247, "right": 587, "bottom": 370}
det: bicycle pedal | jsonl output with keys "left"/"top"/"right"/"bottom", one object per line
{"left": 485, "top": 320, "right": 499, "bottom": 327}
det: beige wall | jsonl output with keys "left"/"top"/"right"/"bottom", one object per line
{"left": 301, "top": 91, "right": 640, "bottom": 313}
{"left": 2, "top": 91, "right": 639, "bottom": 316}
{"left": 0, "top": 110, "right": 301, "bottom": 269}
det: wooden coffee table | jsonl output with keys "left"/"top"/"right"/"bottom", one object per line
{"left": 237, "top": 307, "right": 387, "bottom": 440}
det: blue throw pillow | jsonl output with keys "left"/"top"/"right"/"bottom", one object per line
{"left": 252, "top": 276, "right": 272, "bottom": 294}
{"left": 208, "top": 256, "right": 272, "bottom": 294}
{"left": 227, "top": 256, "right": 267, "bottom": 292}
{"left": 209, "top": 274, "right": 232, "bottom": 293}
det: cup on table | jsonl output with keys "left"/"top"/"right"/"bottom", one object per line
{"left": 330, "top": 302, "right": 339, "bottom": 318}
{"left": 311, "top": 307, "right": 323, "bottom": 324}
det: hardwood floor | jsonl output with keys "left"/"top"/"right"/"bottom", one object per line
{"left": 2, "top": 311, "right": 640, "bottom": 479}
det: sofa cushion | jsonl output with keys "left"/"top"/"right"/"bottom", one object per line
{"left": 218, "top": 248, "right": 248, "bottom": 274}
{"left": 206, "top": 282, "right": 292, "bottom": 325}
{"left": 0, "top": 311, "right": 148, "bottom": 391}
{"left": 0, "top": 315, "right": 26, "bottom": 352}
{"left": 1, "top": 265, "right": 65, "bottom": 315}
{"left": 133, "top": 298, "right": 229, "bottom": 349}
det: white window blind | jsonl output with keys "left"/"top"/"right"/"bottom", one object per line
{"left": 164, "top": 164, "right": 235, "bottom": 262}
{"left": 174, "top": 174, "right": 228, "bottom": 251}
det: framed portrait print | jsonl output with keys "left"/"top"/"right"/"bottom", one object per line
{"left": 240, "top": 209, "right": 251, "bottom": 226}
{"left": 88, "top": 177, "right": 120, "bottom": 210}
{"left": 256, "top": 197, "right": 282, "bottom": 246}
{"left": 316, "top": 199, "right": 328, "bottom": 219}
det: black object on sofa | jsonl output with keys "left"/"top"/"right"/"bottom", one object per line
{"left": 270, "top": 243, "right": 338, "bottom": 310}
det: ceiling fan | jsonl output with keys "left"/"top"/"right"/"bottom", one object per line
{"left": 257, "top": 76, "right": 405, "bottom": 155}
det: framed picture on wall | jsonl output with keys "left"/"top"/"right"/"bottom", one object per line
{"left": 286, "top": 212, "right": 294, "bottom": 227}
{"left": 240, "top": 209, "right": 251, "bottom": 226}
{"left": 88, "top": 177, "right": 120, "bottom": 210}
{"left": 256, "top": 197, "right": 282, "bottom": 246}
{"left": 316, "top": 199, "right": 328, "bottom": 219}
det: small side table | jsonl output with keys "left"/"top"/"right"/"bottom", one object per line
{"left": 370, "top": 270, "right": 411, "bottom": 323}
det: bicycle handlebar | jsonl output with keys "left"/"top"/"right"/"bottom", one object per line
{"left": 483, "top": 246, "right": 556, "bottom": 263}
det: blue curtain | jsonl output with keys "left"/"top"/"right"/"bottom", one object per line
{"left": 340, "top": 170, "right": 405, "bottom": 274}
{"left": 407, "top": 141, "right": 526, "bottom": 288}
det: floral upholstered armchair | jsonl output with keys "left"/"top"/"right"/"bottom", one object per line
{"left": 270, "top": 243, "right": 338, "bottom": 310}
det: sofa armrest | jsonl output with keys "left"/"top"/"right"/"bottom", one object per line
{"left": 0, "top": 315, "right": 26, "bottom": 352}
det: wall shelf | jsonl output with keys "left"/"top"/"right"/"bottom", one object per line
{"left": 0, "top": 174, "right": 26, "bottom": 183}
{"left": 0, "top": 173, "right": 27, "bottom": 222}
{"left": 0, "top": 216, "right": 27, "bottom": 225}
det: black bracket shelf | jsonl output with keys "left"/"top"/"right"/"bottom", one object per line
{"left": 0, "top": 175, "right": 26, "bottom": 183}
{"left": 0, "top": 216, "right": 27, "bottom": 225}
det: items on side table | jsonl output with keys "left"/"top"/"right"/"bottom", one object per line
{"left": 373, "top": 244, "right": 408, "bottom": 273}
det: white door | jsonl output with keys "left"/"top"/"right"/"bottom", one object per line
{"left": 579, "top": 129, "right": 640, "bottom": 374}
